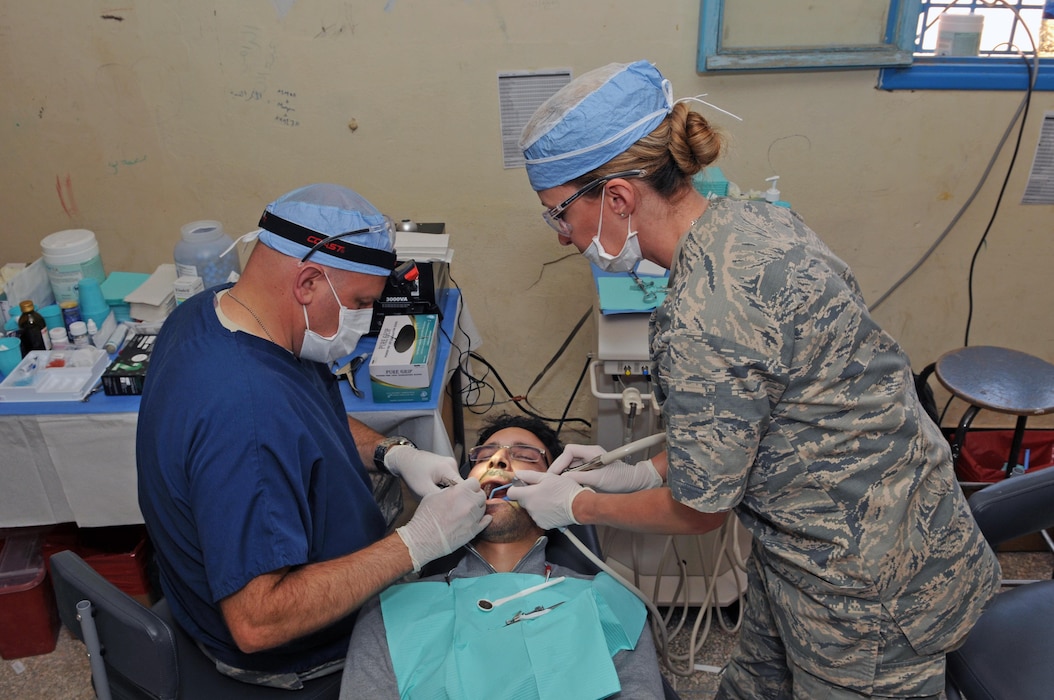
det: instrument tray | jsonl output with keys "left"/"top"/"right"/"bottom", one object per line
{"left": 0, "top": 347, "right": 109, "bottom": 402}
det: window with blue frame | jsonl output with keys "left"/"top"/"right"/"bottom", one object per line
{"left": 697, "top": 0, "right": 916, "bottom": 72}
{"left": 880, "top": 0, "right": 1054, "bottom": 90}
{"left": 697, "top": 0, "right": 1054, "bottom": 90}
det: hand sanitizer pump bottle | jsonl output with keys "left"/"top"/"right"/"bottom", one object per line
{"left": 764, "top": 176, "right": 790, "bottom": 208}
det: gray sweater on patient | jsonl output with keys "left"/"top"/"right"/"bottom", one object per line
{"left": 339, "top": 535, "right": 665, "bottom": 699}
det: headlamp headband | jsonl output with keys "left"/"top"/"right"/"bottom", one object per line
{"left": 258, "top": 210, "right": 397, "bottom": 271}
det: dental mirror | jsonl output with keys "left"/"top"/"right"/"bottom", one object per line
{"left": 476, "top": 576, "right": 566, "bottom": 611}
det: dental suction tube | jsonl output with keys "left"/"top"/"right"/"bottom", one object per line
{"left": 563, "top": 432, "right": 666, "bottom": 473}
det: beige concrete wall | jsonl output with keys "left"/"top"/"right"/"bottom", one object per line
{"left": 3, "top": 1, "right": 1052, "bottom": 437}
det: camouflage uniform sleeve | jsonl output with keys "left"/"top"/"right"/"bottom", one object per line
{"left": 657, "top": 329, "right": 786, "bottom": 512}
{"left": 653, "top": 202, "right": 800, "bottom": 513}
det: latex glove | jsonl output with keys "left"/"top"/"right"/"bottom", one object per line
{"left": 548, "top": 444, "right": 607, "bottom": 475}
{"left": 396, "top": 478, "right": 491, "bottom": 571}
{"left": 506, "top": 470, "right": 592, "bottom": 531}
{"left": 385, "top": 444, "right": 463, "bottom": 499}
{"left": 563, "top": 458, "right": 662, "bottom": 494}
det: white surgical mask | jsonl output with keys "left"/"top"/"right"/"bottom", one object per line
{"left": 582, "top": 189, "right": 642, "bottom": 273}
{"left": 299, "top": 271, "right": 373, "bottom": 365}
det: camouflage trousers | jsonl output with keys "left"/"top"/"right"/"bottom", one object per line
{"left": 716, "top": 558, "right": 946, "bottom": 700}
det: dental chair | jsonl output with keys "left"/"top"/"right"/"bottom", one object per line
{"left": 50, "top": 550, "right": 341, "bottom": 700}
{"left": 944, "top": 465, "right": 1054, "bottom": 700}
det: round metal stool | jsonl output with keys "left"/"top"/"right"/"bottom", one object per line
{"left": 935, "top": 346, "right": 1054, "bottom": 479}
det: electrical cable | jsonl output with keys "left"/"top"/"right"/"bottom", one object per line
{"left": 468, "top": 350, "right": 592, "bottom": 427}
{"left": 868, "top": 89, "right": 1031, "bottom": 311}
{"left": 561, "top": 521, "right": 747, "bottom": 678}
{"left": 868, "top": 3, "right": 1039, "bottom": 313}
{"left": 441, "top": 273, "right": 591, "bottom": 425}
{"left": 556, "top": 354, "right": 594, "bottom": 438}
{"left": 523, "top": 306, "right": 592, "bottom": 403}
{"left": 963, "top": 50, "right": 1034, "bottom": 346}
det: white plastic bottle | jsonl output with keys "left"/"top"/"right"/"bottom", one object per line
{"left": 49, "top": 327, "right": 70, "bottom": 350}
{"left": 174, "top": 221, "right": 240, "bottom": 289}
{"left": 69, "top": 320, "right": 90, "bottom": 347}
{"left": 935, "top": 13, "right": 983, "bottom": 57}
{"left": 764, "top": 176, "right": 781, "bottom": 203}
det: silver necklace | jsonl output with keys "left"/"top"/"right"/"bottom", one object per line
{"left": 225, "top": 290, "right": 277, "bottom": 344}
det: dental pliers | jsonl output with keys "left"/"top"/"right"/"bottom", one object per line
{"left": 336, "top": 352, "right": 370, "bottom": 398}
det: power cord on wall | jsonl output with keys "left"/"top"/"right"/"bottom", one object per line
{"left": 869, "top": 4, "right": 1039, "bottom": 353}
{"left": 440, "top": 272, "right": 594, "bottom": 432}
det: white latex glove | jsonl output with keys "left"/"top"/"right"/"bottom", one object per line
{"left": 563, "top": 458, "right": 663, "bottom": 494}
{"left": 385, "top": 444, "right": 463, "bottom": 499}
{"left": 548, "top": 444, "right": 607, "bottom": 475}
{"left": 506, "top": 470, "right": 592, "bottom": 531}
{"left": 396, "top": 478, "right": 491, "bottom": 571}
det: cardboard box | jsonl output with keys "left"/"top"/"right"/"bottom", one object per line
{"left": 173, "top": 275, "right": 204, "bottom": 305}
{"left": 101, "top": 333, "right": 157, "bottom": 396}
{"left": 370, "top": 314, "right": 438, "bottom": 403}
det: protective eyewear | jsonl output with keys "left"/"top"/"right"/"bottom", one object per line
{"left": 541, "top": 169, "right": 646, "bottom": 237}
{"left": 468, "top": 443, "right": 548, "bottom": 465}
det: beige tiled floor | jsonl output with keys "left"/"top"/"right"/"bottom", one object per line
{"left": 2, "top": 551, "right": 1050, "bottom": 700}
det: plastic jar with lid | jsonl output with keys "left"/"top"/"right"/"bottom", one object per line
{"left": 174, "top": 221, "right": 241, "bottom": 289}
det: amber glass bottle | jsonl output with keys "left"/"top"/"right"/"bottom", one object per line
{"left": 18, "top": 300, "right": 51, "bottom": 357}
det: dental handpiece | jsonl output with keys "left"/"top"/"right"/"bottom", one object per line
{"left": 562, "top": 432, "right": 666, "bottom": 473}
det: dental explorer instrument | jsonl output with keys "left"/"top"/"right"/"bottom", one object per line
{"left": 487, "top": 478, "right": 524, "bottom": 500}
{"left": 476, "top": 576, "right": 566, "bottom": 611}
{"left": 562, "top": 432, "right": 666, "bottom": 473}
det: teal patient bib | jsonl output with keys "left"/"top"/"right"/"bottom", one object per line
{"left": 380, "top": 572, "right": 646, "bottom": 700}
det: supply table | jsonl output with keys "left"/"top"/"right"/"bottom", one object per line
{"left": 0, "top": 290, "right": 474, "bottom": 529}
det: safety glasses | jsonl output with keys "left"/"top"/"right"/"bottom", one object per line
{"left": 541, "top": 169, "right": 646, "bottom": 237}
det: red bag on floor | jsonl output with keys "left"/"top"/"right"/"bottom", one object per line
{"left": 955, "top": 430, "right": 1054, "bottom": 483}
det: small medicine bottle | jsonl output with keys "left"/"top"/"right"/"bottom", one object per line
{"left": 49, "top": 327, "right": 70, "bottom": 350}
{"left": 18, "top": 300, "right": 52, "bottom": 357}
{"left": 69, "top": 320, "right": 90, "bottom": 347}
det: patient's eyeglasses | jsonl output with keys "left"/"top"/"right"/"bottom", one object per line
{"left": 468, "top": 444, "right": 547, "bottom": 465}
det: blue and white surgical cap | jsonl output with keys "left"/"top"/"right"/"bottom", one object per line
{"left": 257, "top": 183, "right": 396, "bottom": 277}
{"left": 520, "top": 60, "right": 672, "bottom": 191}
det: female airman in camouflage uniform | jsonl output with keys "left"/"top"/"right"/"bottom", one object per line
{"left": 512, "top": 60, "right": 1000, "bottom": 699}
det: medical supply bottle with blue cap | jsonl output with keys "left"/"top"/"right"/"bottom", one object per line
{"left": 174, "top": 220, "right": 241, "bottom": 289}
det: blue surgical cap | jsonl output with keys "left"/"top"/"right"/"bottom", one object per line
{"left": 520, "top": 60, "right": 672, "bottom": 191}
{"left": 257, "top": 183, "right": 395, "bottom": 277}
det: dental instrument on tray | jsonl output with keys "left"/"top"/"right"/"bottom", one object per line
{"left": 562, "top": 432, "right": 666, "bottom": 472}
{"left": 476, "top": 576, "right": 566, "bottom": 611}
{"left": 505, "top": 601, "right": 564, "bottom": 626}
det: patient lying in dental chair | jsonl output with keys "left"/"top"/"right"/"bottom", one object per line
{"left": 340, "top": 414, "right": 665, "bottom": 699}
